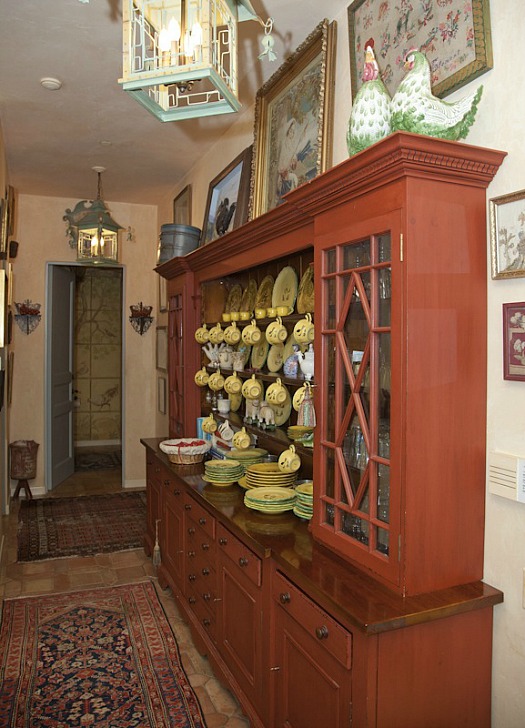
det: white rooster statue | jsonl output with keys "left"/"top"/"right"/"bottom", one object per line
{"left": 391, "top": 49, "right": 482, "bottom": 141}
{"left": 347, "top": 38, "right": 392, "bottom": 156}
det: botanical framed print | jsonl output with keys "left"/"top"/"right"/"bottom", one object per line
{"left": 155, "top": 326, "right": 168, "bottom": 371}
{"left": 348, "top": 0, "right": 493, "bottom": 99}
{"left": 200, "top": 145, "right": 252, "bottom": 245}
{"left": 503, "top": 302, "right": 525, "bottom": 381}
{"left": 157, "top": 376, "right": 167, "bottom": 414}
{"left": 173, "top": 184, "right": 192, "bottom": 226}
{"left": 250, "top": 19, "right": 336, "bottom": 219}
{"left": 490, "top": 189, "right": 525, "bottom": 279}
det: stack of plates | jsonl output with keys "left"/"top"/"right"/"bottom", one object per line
{"left": 224, "top": 447, "right": 267, "bottom": 473}
{"left": 287, "top": 426, "right": 314, "bottom": 442}
{"left": 293, "top": 481, "right": 313, "bottom": 519}
{"left": 239, "top": 462, "right": 297, "bottom": 490}
{"left": 203, "top": 459, "right": 244, "bottom": 486}
{"left": 244, "top": 487, "right": 296, "bottom": 514}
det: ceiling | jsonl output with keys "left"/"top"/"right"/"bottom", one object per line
{"left": 0, "top": 0, "right": 343, "bottom": 205}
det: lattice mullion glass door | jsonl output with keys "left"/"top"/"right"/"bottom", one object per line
{"left": 318, "top": 228, "right": 395, "bottom": 578}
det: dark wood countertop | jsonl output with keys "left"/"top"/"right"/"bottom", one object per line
{"left": 142, "top": 438, "right": 503, "bottom": 635}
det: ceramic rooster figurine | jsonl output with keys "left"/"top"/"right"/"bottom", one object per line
{"left": 391, "top": 49, "right": 482, "bottom": 140}
{"left": 347, "top": 38, "right": 392, "bottom": 156}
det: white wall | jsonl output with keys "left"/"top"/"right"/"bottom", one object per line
{"left": 156, "top": 2, "right": 525, "bottom": 724}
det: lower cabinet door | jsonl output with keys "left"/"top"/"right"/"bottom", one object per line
{"left": 162, "top": 482, "right": 184, "bottom": 587}
{"left": 273, "top": 573, "right": 353, "bottom": 728}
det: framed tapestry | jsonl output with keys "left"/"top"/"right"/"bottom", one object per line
{"left": 490, "top": 188, "right": 525, "bottom": 280}
{"left": 201, "top": 145, "right": 252, "bottom": 245}
{"left": 503, "top": 302, "right": 525, "bottom": 381}
{"left": 348, "top": 0, "right": 493, "bottom": 99}
{"left": 249, "top": 19, "right": 336, "bottom": 219}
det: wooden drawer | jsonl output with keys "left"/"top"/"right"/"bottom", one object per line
{"left": 183, "top": 493, "right": 215, "bottom": 539}
{"left": 217, "top": 523, "right": 261, "bottom": 587}
{"left": 273, "top": 570, "right": 352, "bottom": 669}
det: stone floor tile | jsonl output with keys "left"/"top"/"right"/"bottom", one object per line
{"left": 21, "top": 577, "right": 56, "bottom": 594}
{"left": 205, "top": 676, "right": 241, "bottom": 714}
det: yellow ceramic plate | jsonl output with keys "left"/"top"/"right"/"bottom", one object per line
{"left": 296, "top": 265, "right": 314, "bottom": 314}
{"left": 240, "top": 279, "right": 258, "bottom": 313}
{"left": 254, "top": 275, "right": 274, "bottom": 309}
{"left": 225, "top": 284, "right": 242, "bottom": 313}
{"left": 272, "top": 266, "right": 298, "bottom": 311}
{"left": 267, "top": 343, "right": 285, "bottom": 373}
{"left": 268, "top": 386, "right": 292, "bottom": 427}
{"left": 229, "top": 392, "right": 243, "bottom": 412}
{"left": 251, "top": 340, "right": 269, "bottom": 369}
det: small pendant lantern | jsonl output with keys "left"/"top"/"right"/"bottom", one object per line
{"left": 76, "top": 167, "right": 123, "bottom": 264}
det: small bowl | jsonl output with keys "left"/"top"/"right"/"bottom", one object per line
{"left": 230, "top": 311, "right": 240, "bottom": 321}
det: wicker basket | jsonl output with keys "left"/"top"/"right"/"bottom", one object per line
{"left": 159, "top": 438, "right": 210, "bottom": 465}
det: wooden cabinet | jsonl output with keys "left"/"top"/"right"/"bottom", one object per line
{"left": 216, "top": 522, "right": 266, "bottom": 723}
{"left": 159, "top": 477, "right": 184, "bottom": 589}
{"left": 271, "top": 569, "right": 352, "bottom": 728}
{"left": 144, "top": 450, "right": 162, "bottom": 556}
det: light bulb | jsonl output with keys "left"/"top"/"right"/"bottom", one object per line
{"left": 168, "top": 17, "right": 181, "bottom": 42}
{"left": 191, "top": 22, "right": 202, "bottom": 48}
{"left": 184, "top": 29, "right": 194, "bottom": 56}
{"left": 158, "top": 27, "right": 171, "bottom": 52}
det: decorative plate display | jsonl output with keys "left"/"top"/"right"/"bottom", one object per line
{"left": 272, "top": 266, "right": 298, "bottom": 312}
{"left": 244, "top": 487, "right": 296, "bottom": 513}
{"left": 240, "top": 279, "right": 258, "bottom": 313}
{"left": 229, "top": 392, "right": 242, "bottom": 412}
{"left": 236, "top": 342, "right": 252, "bottom": 367}
{"left": 225, "top": 284, "right": 242, "bottom": 313}
{"left": 267, "top": 343, "right": 285, "bottom": 373}
{"left": 282, "top": 335, "right": 306, "bottom": 367}
{"left": 251, "top": 339, "right": 269, "bottom": 370}
{"left": 296, "top": 265, "right": 314, "bottom": 314}
{"left": 254, "top": 275, "right": 275, "bottom": 309}
{"left": 268, "top": 385, "right": 292, "bottom": 426}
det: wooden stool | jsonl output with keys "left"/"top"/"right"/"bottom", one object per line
{"left": 12, "top": 479, "right": 33, "bottom": 500}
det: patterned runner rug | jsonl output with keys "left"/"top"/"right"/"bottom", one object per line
{"left": 0, "top": 581, "right": 206, "bottom": 727}
{"left": 17, "top": 491, "right": 147, "bottom": 562}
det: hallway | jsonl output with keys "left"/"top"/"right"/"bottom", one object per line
{"left": 0, "top": 473, "right": 249, "bottom": 728}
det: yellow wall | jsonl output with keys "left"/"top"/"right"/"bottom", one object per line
{"left": 9, "top": 194, "right": 158, "bottom": 490}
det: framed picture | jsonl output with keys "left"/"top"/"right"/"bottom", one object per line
{"left": 200, "top": 145, "right": 252, "bottom": 245}
{"left": 249, "top": 19, "right": 336, "bottom": 219}
{"left": 348, "top": 0, "right": 493, "bottom": 100}
{"left": 157, "top": 376, "right": 167, "bottom": 414}
{"left": 489, "top": 189, "right": 525, "bottom": 279}
{"left": 6, "top": 185, "right": 15, "bottom": 237}
{"left": 173, "top": 185, "right": 192, "bottom": 226}
{"left": 158, "top": 275, "right": 168, "bottom": 313}
{"left": 155, "top": 326, "right": 168, "bottom": 371}
{"left": 0, "top": 198, "right": 6, "bottom": 256}
{"left": 0, "top": 270, "right": 5, "bottom": 347}
{"left": 503, "top": 302, "right": 525, "bottom": 381}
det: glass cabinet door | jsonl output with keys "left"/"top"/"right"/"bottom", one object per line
{"left": 169, "top": 292, "right": 184, "bottom": 437}
{"left": 317, "top": 230, "right": 394, "bottom": 572}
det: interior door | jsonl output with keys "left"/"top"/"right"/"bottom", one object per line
{"left": 45, "top": 264, "right": 75, "bottom": 489}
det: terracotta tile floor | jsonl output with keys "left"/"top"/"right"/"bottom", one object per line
{"left": 0, "top": 469, "right": 250, "bottom": 728}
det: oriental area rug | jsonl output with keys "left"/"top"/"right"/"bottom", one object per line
{"left": 17, "top": 491, "right": 147, "bottom": 562}
{"left": 0, "top": 581, "right": 206, "bottom": 728}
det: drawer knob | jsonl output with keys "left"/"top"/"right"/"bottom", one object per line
{"left": 203, "top": 618, "right": 211, "bottom": 627}
{"left": 219, "top": 537, "right": 228, "bottom": 546}
{"left": 316, "top": 625, "right": 329, "bottom": 640}
{"left": 184, "top": 504, "right": 192, "bottom": 511}
{"left": 202, "top": 567, "right": 210, "bottom": 576}
{"left": 188, "top": 574, "right": 196, "bottom": 582}
{"left": 199, "top": 517, "right": 207, "bottom": 526}
{"left": 174, "top": 489, "right": 181, "bottom": 496}
{"left": 189, "top": 596, "right": 196, "bottom": 605}
{"left": 203, "top": 592, "right": 211, "bottom": 602}
{"left": 188, "top": 527, "right": 196, "bottom": 535}
{"left": 279, "top": 592, "right": 291, "bottom": 605}
{"left": 239, "top": 557, "right": 248, "bottom": 567}
{"left": 163, "top": 479, "right": 170, "bottom": 486}
{"left": 201, "top": 543, "right": 210, "bottom": 551}
{"left": 188, "top": 550, "right": 196, "bottom": 558}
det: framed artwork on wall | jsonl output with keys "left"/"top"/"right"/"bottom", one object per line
{"left": 490, "top": 188, "right": 525, "bottom": 279}
{"left": 200, "top": 145, "right": 253, "bottom": 246}
{"left": 173, "top": 185, "right": 192, "bottom": 226}
{"left": 347, "top": 0, "right": 493, "bottom": 100}
{"left": 503, "top": 302, "right": 525, "bottom": 381}
{"left": 158, "top": 275, "right": 167, "bottom": 313}
{"left": 156, "top": 326, "right": 168, "bottom": 371}
{"left": 157, "top": 376, "right": 167, "bottom": 414}
{"left": 249, "top": 19, "right": 336, "bottom": 219}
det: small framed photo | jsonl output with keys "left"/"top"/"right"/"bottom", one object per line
{"left": 158, "top": 275, "right": 167, "bottom": 313}
{"left": 249, "top": 19, "right": 336, "bottom": 219}
{"left": 173, "top": 184, "right": 192, "bottom": 226}
{"left": 155, "top": 326, "right": 168, "bottom": 371}
{"left": 157, "top": 376, "right": 167, "bottom": 414}
{"left": 201, "top": 145, "right": 252, "bottom": 245}
{"left": 503, "top": 302, "right": 525, "bottom": 381}
{"left": 490, "top": 189, "right": 525, "bottom": 279}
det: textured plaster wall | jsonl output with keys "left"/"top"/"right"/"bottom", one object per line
{"left": 9, "top": 194, "right": 158, "bottom": 490}
{"left": 155, "top": 2, "right": 525, "bottom": 725}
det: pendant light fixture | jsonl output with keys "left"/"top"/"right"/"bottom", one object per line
{"left": 75, "top": 167, "right": 123, "bottom": 264}
{"left": 119, "top": 0, "right": 274, "bottom": 122}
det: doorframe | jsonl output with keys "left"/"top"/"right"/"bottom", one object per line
{"left": 44, "top": 261, "right": 125, "bottom": 491}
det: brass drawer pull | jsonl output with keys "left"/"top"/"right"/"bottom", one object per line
{"left": 239, "top": 557, "right": 248, "bottom": 567}
{"left": 315, "top": 626, "right": 329, "bottom": 640}
{"left": 188, "top": 574, "right": 196, "bottom": 582}
{"left": 188, "top": 527, "right": 196, "bottom": 535}
{"left": 219, "top": 537, "right": 228, "bottom": 546}
{"left": 201, "top": 543, "right": 210, "bottom": 551}
{"left": 188, "top": 596, "right": 196, "bottom": 605}
{"left": 184, "top": 503, "right": 192, "bottom": 511}
{"left": 202, "top": 567, "right": 210, "bottom": 576}
{"left": 279, "top": 592, "right": 291, "bottom": 605}
{"left": 203, "top": 592, "right": 211, "bottom": 601}
{"left": 188, "top": 550, "right": 196, "bottom": 558}
{"left": 203, "top": 618, "right": 211, "bottom": 627}
{"left": 173, "top": 489, "right": 181, "bottom": 496}
{"left": 199, "top": 517, "right": 207, "bottom": 525}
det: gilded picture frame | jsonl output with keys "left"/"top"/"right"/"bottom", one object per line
{"left": 155, "top": 326, "right": 168, "bottom": 372}
{"left": 201, "top": 145, "right": 252, "bottom": 246}
{"left": 173, "top": 184, "right": 192, "bottom": 226}
{"left": 249, "top": 19, "right": 336, "bottom": 219}
{"left": 348, "top": 0, "right": 493, "bottom": 99}
{"left": 503, "top": 302, "right": 525, "bottom": 382}
{"left": 489, "top": 189, "right": 525, "bottom": 280}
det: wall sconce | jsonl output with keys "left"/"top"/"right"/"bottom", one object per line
{"left": 119, "top": 0, "right": 274, "bottom": 122}
{"left": 14, "top": 300, "right": 42, "bottom": 335}
{"left": 64, "top": 167, "right": 123, "bottom": 264}
{"left": 129, "top": 302, "right": 154, "bottom": 335}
